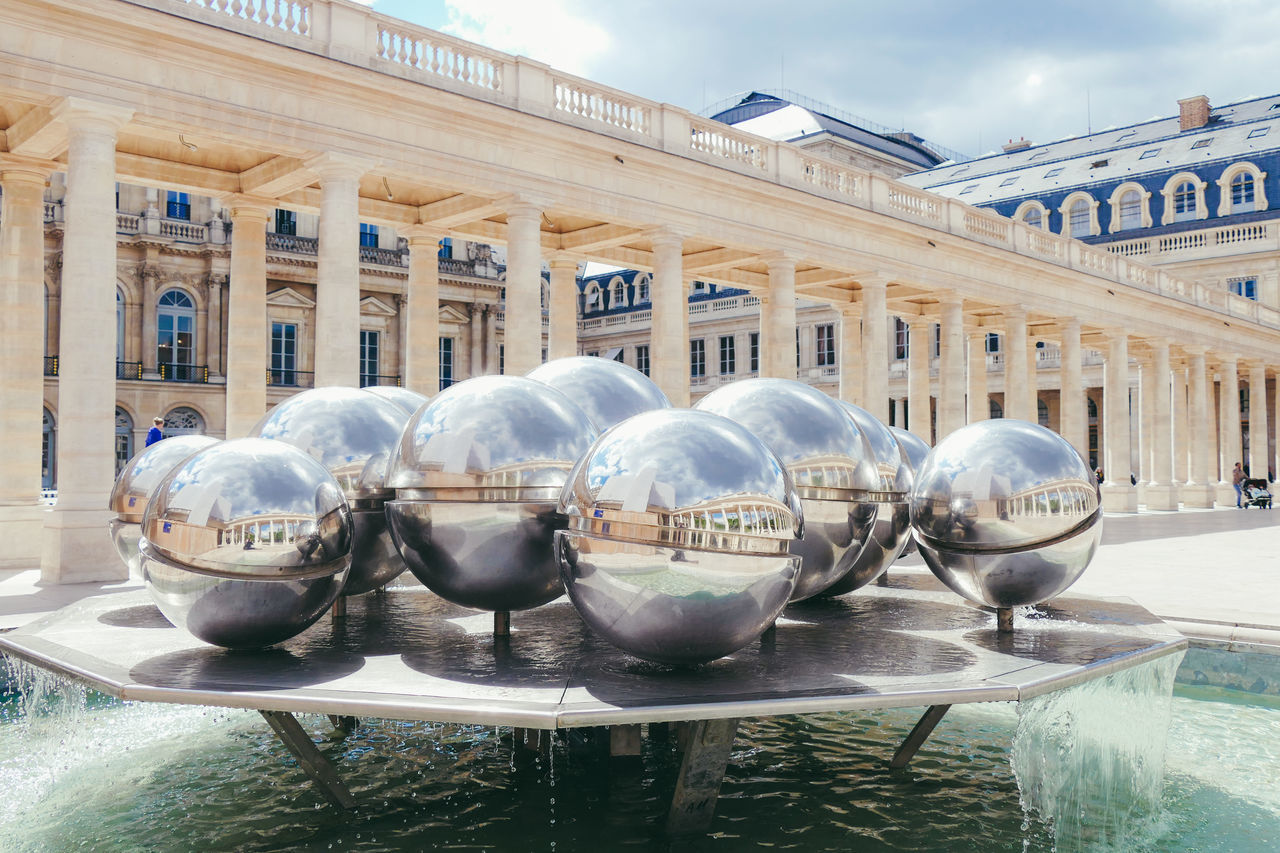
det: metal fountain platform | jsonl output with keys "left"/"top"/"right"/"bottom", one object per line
{"left": 0, "top": 572, "right": 1186, "bottom": 835}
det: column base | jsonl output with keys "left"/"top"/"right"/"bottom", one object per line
{"left": 1179, "top": 484, "right": 1216, "bottom": 508}
{"left": 41, "top": 508, "right": 121, "bottom": 584}
{"left": 0, "top": 504, "right": 49, "bottom": 569}
{"left": 1143, "top": 484, "right": 1179, "bottom": 511}
{"left": 1215, "top": 482, "right": 1239, "bottom": 508}
{"left": 1135, "top": 483, "right": 1147, "bottom": 505}
{"left": 1100, "top": 484, "right": 1139, "bottom": 513}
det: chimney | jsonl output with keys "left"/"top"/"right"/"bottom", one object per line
{"left": 1178, "top": 95, "right": 1210, "bottom": 131}
{"left": 1002, "top": 137, "right": 1032, "bottom": 153}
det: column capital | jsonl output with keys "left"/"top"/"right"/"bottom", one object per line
{"left": 855, "top": 274, "right": 889, "bottom": 291}
{"left": 936, "top": 290, "right": 964, "bottom": 308}
{"left": 503, "top": 199, "right": 544, "bottom": 224}
{"left": 647, "top": 226, "right": 686, "bottom": 252}
{"left": 1181, "top": 344, "right": 1208, "bottom": 357}
{"left": 304, "top": 152, "right": 375, "bottom": 182}
{"left": 999, "top": 303, "right": 1028, "bottom": 321}
{"left": 547, "top": 253, "right": 579, "bottom": 270}
{"left": 52, "top": 97, "right": 133, "bottom": 134}
{"left": 402, "top": 223, "right": 446, "bottom": 244}
{"left": 0, "top": 154, "right": 58, "bottom": 182}
{"left": 1058, "top": 316, "right": 1082, "bottom": 332}
{"left": 762, "top": 250, "right": 800, "bottom": 271}
{"left": 225, "top": 196, "right": 274, "bottom": 221}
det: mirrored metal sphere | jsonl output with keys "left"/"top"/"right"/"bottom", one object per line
{"left": 387, "top": 376, "right": 598, "bottom": 611}
{"left": 821, "top": 402, "right": 913, "bottom": 595}
{"left": 557, "top": 408, "right": 802, "bottom": 665}
{"left": 139, "top": 437, "right": 353, "bottom": 649}
{"left": 364, "top": 385, "right": 430, "bottom": 416}
{"left": 694, "top": 379, "right": 877, "bottom": 601}
{"left": 108, "top": 435, "right": 219, "bottom": 577}
{"left": 910, "top": 420, "right": 1102, "bottom": 608}
{"left": 252, "top": 386, "right": 411, "bottom": 595}
{"left": 526, "top": 356, "right": 670, "bottom": 431}
{"left": 889, "top": 426, "right": 930, "bottom": 556}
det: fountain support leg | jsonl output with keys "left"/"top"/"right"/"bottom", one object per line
{"left": 328, "top": 714, "right": 359, "bottom": 735}
{"left": 260, "top": 710, "right": 357, "bottom": 810}
{"left": 665, "top": 717, "right": 739, "bottom": 837}
{"left": 998, "top": 607, "right": 1014, "bottom": 633}
{"left": 889, "top": 704, "right": 951, "bottom": 769}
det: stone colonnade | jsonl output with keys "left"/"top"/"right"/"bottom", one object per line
{"left": 1, "top": 98, "right": 1275, "bottom": 583}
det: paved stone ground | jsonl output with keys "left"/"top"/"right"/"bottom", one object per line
{"left": 2, "top": 507, "right": 1278, "bottom": 646}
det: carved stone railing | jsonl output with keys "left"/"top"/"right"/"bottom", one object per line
{"left": 688, "top": 119, "right": 767, "bottom": 172}
{"left": 175, "top": 0, "right": 311, "bottom": 36}
{"left": 359, "top": 245, "right": 407, "bottom": 267}
{"left": 801, "top": 159, "right": 864, "bottom": 201}
{"left": 267, "top": 232, "right": 317, "bottom": 253}
{"left": 116, "top": 213, "right": 140, "bottom": 232}
{"left": 553, "top": 78, "right": 651, "bottom": 135}
{"left": 1104, "top": 221, "right": 1276, "bottom": 260}
{"left": 375, "top": 22, "right": 504, "bottom": 93}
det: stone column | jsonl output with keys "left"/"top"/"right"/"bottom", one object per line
{"left": 503, "top": 202, "right": 543, "bottom": 376}
{"left": 1003, "top": 306, "right": 1031, "bottom": 422}
{"left": 1146, "top": 339, "right": 1176, "bottom": 510}
{"left": 485, "top": 306, "right": 499, "bottom": 373}
{"left": 225, "top": 201, "right": 270, "bottom": 438}
{"left": 763, "top": 253, "right": 798, "bottom": 379}
{"left": 859, "top": 277, "right": 889, "bottom": 422}
{"left": 1182, "top": 349, "right": 1215, "bottom": 507}
{"left": 42, "top": 99, "right": 133, "bottom": 583}
{"left": 937, "top": 295, "right": 965, "bottom": 438}
{"left": 1059, "top": 319, "right": 1086, "bottom": 460}
{"left": 1275, "top": 368, "right": 1280, "bottom": 485}
{"left": 838, "top": 306, "right": 862, "bottom": 404}
{"left": 1136, "top": 356, "right": 1155, "bottom": 495}
{"left": 207, "top": 274, "right": 224, "bottom": 378}
{"left": 966, "top": 328, "right": 988, "bottom": 424}
{"left": 547, "top": 255, "right": 579, "bottom": 361}
{"left": 893, "top": 398, "right": 906, "bottom": 429}
{"left": 0, "top": 161, "right": 53, "bottom": 567}
{"left": 1216, "top": 353, "right": 1241, "bottom": 505}
{"left": 140, "top": 259, "right": 159, "bottom": 375}
{"left": 468, "top": 305, "right": 484, "bottom": 377}
{"left": 650, "top": 229, "right": 689, "bottom": 406}
{"left": 1171, "top": 365, "right": 1188, "bottom": 488}
{"left": 905, "top": 318, "right": 931, "bottom": 442}
{"left": 310, "top": 154, "right": 369, "bottom": 387}
{"left": 1101, "top": 330, "right": 1137, "bottom": 512}
{"left": 402, "top": 229, "right": 441, "bottom": 395}
{"left": 1248, "top": 362, "right": 1269, "bottom": 482}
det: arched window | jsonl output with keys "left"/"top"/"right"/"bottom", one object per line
{"left": 610, "top": 278, "right": 627, "bottom": 310}
{"left": 1230, "top": 171, "right": 1255, "bottom": 212}
{"left": 989, "top": 398, "right": 1004, "bottom": 419}
{"left": 42, "top": 407, "right": 56, "bottom": 490}
{"left": 1023, "top": 208, "right": 1042, "bottom": 229}
{"left": 1015, "top": 201, "right": 1047, "bottom": 230}
{"left": 1037, "top": 398, "right": 1050, "bottom": 427}
{"left": 114, "top": 407, "right": 133, "bottom": 476}
{"left": 164, "top": 406, "right": 204, "bottom": 436}
{"left": 636, "top": 275, "right": 650, "bottom": 304}
{"left": 1069, "top": 199, "right": 1091, "bottom": 237}
{"left": 1172, "top": 181, "right": 1197, "bottom": 222}
{"left": 1087, "top": 397, "right": 1098, "bottom": 422}
{"left": 157, "top": 289, "right": 196, "bottom": 377}
{"left": 1118, "top": 190, "right": 1142, "bottom": 230}
{"left": 582, "top": 283, "right": 601, "bottom": 313}
{"left": 116, "top": 289, "right": 125, "bottom": 363}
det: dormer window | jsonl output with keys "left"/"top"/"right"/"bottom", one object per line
{"left": 1116, "top": 131, "right": 1137, "bottom": 142}
{"left": 1044, "top": 167, "right": 1064, "bottom": 178}
{"left": 1248, "top": 127, "right": 1270, "bottom": 139}
{"left": 998, "top": 176, "right": 1019, "bottom": 188}
{"left": 1191, "top": 138, "right": 1212, "bottom": 150}
{"left": 1090, "top": 159, "right": 1109, "bottom": 168}
{"left": 1138, "top": 149, "right": 1159, "bottom": 159}
{"left": 959, "top": 183, "right": 979, "bottom": 195}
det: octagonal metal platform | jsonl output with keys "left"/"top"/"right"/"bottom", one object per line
{"left": 0, "top": 571, "right": 1187, "bottom": 834}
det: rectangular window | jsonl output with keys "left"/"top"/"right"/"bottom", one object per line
{"left": 359, "top": 330, "right": 380, "bottom": 386}
{"left": 815, "top": 324, "right": 835, "bottom": 366}
{"left": 274, "top": 209, "right": 296, "bottom": 235}
{"left": 636, "top": 345, "right": 650, "bottom": 376}
{"left": 1173, "top": 183, "right": 1197, "bottom": 220}
{"left": 499, "top": 344, "right": 505, "bottom": 375}
{"left": 690, "top": 339, "right": 705, "bottom": 378}
{"left": 439, "top": 337, "right": 454, "bottom": 390}
{"left": 359, "top": 223, "right": 379, "bottom": 248}
{"left": 986, "top": 333, "right": 1000, "bottom": 354}
{"left": 749, "top": 332, "right": 760, "bottom": 373}
{"left": 1138, "top": 148, "right": 1160, "bottom": 159}
{"left": 894, "top": 318, "right": 908, "bottom": 360}
{"left": 1229, "top": 278, "right": 1258, "bottom": 300}
{"left": 270, "top": 322, "right": 297, "bottom": 385}
{"left": 166, "top": 191, "right": 190, "bottom": 220}
{"left": 1190, "top": 138, "right": 1212, "bottom": 150}
{"left": 438, "top": 237, "right": 452, "bottom": 259}
{"left": 719, "top": 335, "right": 736, "bottom": 375}
{"left": 932, "top": 323, "right": 941, "bottom": 358}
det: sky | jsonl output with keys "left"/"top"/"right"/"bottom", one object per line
{"left": 355, "top": 0, "right": 1280, "bottom": 160}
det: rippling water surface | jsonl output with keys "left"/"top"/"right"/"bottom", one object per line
{"left": 1, "top": 660, "right": 1277, "bottom": 852}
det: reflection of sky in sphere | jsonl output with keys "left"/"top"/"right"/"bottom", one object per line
{"left": 890, "top": 426, "right": 930, "bottom": 472}
{"left": 399, "top": 376, "right": 597, "bottom": 475}
{"left": 155, "top": 438, "right": 345, "bottom": 524}
{"left": 583, "top": 410, "right": 790, "bottom": 510}
{"left": 918, "top": 421, "right": 1091, "bottom": 501}
{"left": 254, "top": 387, "right": 407, "bottom": 471}
{"left": 113, "top": 435, "right": 217, "bottom": 507}
{"left": 527, "top": 356, "right": 669, "bottom": 431}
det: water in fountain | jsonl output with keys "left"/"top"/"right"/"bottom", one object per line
{"left": 1011, "top": 652, "right": 1183, "bottom": 850}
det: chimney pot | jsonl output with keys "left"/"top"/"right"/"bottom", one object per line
{"left": 1178, "top": 95, "right": 1210, "bottom": 131}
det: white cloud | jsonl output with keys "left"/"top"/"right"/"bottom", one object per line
{"left": 440, "top": 0, "right": 612, "bottom": 78}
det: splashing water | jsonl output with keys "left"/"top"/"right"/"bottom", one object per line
{"left": 1011, "top": 652, "right": 1184, "bottom": 850}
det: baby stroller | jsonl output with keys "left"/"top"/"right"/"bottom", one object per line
{"left": 1242, "top": 478, "right": 1272, "bottom": 509}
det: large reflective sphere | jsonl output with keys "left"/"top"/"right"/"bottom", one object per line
{"left": 890, "top": 427, "right": 931, "bottom": 556}
{"left": 108, "top": 435, "right": 219, "bottom": 577}
{"left": 139, "top": 438, "right": 353, "bottom": 649}
{"left": 694, "top": 379, "right": 877, "bottom": 601}
{"left": 557, "top": 408, "right": 802, "bottom": 665}
{"left": 253, "top": 387, "right": 411, "bottom": 595}
{"left": 526, "top": 356, "right": 670, "bottom": 431}
{"left": 387, "top": 376, "right": 597, "bottom": 611}
{"left": 364, "top": 385, "right": 429, "bottom": 415}
{"left": 821, "top": 402, "right": 913, "bottom": 595}
{"left": 910, "top": 420, "right": 1102, "bottom": 608}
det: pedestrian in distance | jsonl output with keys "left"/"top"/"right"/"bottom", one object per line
{"left": 145, "top": 417, "right": 164, "bottom": 447}
{"left": 1232, "top": 461, "right": 1246, "bottom": 508}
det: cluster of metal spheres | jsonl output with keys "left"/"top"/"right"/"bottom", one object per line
{"left": 109, "top": 357, "right": 1102, "bottom": 663}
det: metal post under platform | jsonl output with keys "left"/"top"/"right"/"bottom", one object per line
{"left": 260, "top": 710, "right": 357, "bottom": 810}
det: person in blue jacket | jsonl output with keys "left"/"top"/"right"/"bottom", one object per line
{"left": 145, "top": 416, "right": 164, "bottom": 447}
